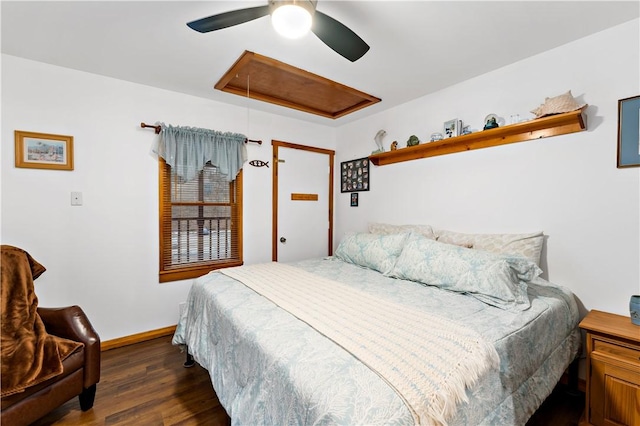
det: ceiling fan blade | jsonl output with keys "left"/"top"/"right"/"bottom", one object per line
{"left": 311, "top": 10, "right": 369, "bottom": 62}
{"left": 187, "top": 5, "right": 270, "bottom": 33}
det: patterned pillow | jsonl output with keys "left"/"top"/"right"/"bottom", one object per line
{"left": 392, "top": 233, "right": 541, "bottom": 311}
{"left": 368, "top": 223, "right": 436, "bottom": 240}
{"left": 335, "top": 232, "right": 410, "bottom": 275}
{"left": 435, "top": 229, "right": 544, "bottom": 266}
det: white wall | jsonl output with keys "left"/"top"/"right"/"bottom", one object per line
{"left": 1, "top": 55, "right": 335, "bottom": 341}
{"left": 335, "top": 19, "right": 640, "bottom": 317}
{"left": 3, "top": 19, "right": 638, "bottom": 343}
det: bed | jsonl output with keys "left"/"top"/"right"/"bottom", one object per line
{"left": 173, "top": 226, "right": 581, "bottom": 425}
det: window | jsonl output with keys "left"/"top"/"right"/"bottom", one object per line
{"left": 159, "top": 159, "right": 243, "bottom": 283}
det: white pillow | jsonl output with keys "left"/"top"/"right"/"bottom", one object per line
{"left": 435, "top": 229, "right": 544, "bottom": 266}
{"left": 392, "top": 233, "right": 541, "bottom": 311}
{"left": 335, "top": 232, "right": 409, "bottom": 275}
{"left": 368, "top": 223, "right": 436, "bottom": 240}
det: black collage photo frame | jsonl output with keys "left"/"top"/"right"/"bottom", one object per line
{"left": 340, "top": 157, "right": 370, "bottom": 193}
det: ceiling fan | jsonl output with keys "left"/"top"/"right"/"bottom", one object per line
{"left": 187, "top": 0, "right": 370, "bottom": 62}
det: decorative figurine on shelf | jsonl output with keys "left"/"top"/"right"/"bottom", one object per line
{"left": 406, "top": 135, "right": 419, "bottom": 147}
{"left": 483, "top": 115, "right": 499, "bottom": 130}
{"left": 430, "top": 133, "right": 443, "bottom": 142}
{"left": 390, "top": 141, "right": 398, "bottom": 151}
{"left": 530, "top": 90, "right": 587, "bottom": 118}
{"left": 372, "top": 129, "right": 387, "bottom": 154}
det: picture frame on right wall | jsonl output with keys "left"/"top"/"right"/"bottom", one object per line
{"left": 617, "top": 95, "right": 640, "bottom": 168}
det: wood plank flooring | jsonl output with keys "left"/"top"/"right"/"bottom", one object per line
{"left": 32, "top": 336, "right": 228, "bottom": 426}
{"left": 32, "top": 336, "right": 584, "bottom": 425}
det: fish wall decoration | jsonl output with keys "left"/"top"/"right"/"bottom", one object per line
{"left": 249, "top": 160, "right": 269, "bottom": 168}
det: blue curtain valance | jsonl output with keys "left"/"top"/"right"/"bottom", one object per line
{"left": 152, "top": 123, "right": 247, "bottom": 182}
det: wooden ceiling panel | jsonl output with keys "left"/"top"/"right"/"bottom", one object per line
{"left": 215, "top": 51, "right": 380, "bottom": 119}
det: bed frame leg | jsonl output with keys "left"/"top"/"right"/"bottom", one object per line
{"left": 183, "top": 349, "right": 195, "bottom": 368}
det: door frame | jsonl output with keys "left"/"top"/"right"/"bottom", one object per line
{"left": 272, "top": 140, "right": 335, "bottom": 261}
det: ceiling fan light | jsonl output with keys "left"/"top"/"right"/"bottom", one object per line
{"left": 271, "top": 4, "right": 312, "bottom": 39}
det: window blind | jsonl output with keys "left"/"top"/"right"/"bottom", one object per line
{"left": 159, "top": 160, "right": 243, "bottom": 283}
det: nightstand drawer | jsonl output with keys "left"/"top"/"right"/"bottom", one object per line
{"left": 593, "top": 339, "right": 640, "bottom": 368}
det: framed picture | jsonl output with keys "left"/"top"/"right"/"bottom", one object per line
{"left": 340, "top": 157, "right": 369, "bottom": 192}
{"left": 444, "top": 119, "right": 461, "bottom": 138}
{"left": 617, "top": 95, "right": 640, "bottom": 168}
{"left": 15, "top": 130, "right": 74, "bottom": 171}
{"left": 350, "top": 192, "right": 359, "bottom": 207}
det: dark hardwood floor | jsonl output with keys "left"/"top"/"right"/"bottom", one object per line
{"left": 32, "top": 336, "right": 228, "bottom": 426}
{"left": 32, "top": 336, "right": 584, "bottom": 425}
{"left": 526, "top": 383, "right": 585, "bottom": 426}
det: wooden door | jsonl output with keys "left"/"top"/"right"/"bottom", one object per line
{"left": 272, "top": 141, "right": 334, "bottom": 263}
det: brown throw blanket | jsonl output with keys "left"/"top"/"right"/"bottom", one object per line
{"left": 1, "top": 245, "right": 82, "bottom": 397}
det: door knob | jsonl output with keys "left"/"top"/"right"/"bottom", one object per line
{"left": 280, "top": 237, "right": 286, "bottom": 243}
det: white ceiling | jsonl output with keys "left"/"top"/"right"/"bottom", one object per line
{"left": 2, "top": 1, "right": 638, "bottom": 126}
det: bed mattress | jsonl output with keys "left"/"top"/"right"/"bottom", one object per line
{"left": 173, "top": 257, "right": 580, "bottom": 425}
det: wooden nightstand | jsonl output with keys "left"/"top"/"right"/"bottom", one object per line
{"left": 579, "top": 310, "right": 640, "bottom": 426}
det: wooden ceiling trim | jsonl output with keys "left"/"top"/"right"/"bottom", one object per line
{"left": 215, "top": 51, "right": 381, "bottom": 119}
{"left": 214, "top": 52, "right": 255, "bottom": 92}
{"left": 220, "top": 85, "right": 337, "bottom": 118}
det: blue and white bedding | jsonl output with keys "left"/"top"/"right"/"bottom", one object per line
{"left": 173, "top": 251, "right": 580, "bottom": 425}
{"left": 218, "top": 262, "right": 501, "bottom": 425}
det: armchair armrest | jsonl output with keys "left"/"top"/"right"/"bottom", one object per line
{"left": 37, "top": 305, "right": 101, "bottom": 387}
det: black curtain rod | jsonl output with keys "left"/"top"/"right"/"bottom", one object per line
{"left": 140, "top": 122, "right": 262, "bottom": 145}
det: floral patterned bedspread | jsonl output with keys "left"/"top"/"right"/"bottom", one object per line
{"left": 173, "top": 257, "right": 580, "bottom": 425}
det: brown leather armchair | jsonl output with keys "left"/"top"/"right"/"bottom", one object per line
{"left": 1, "top": 305, "right": 101, "bottom": 426}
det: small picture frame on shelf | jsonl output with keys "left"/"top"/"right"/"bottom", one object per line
{"left": 443, "top": 119, "right": 461, "bottom": 138}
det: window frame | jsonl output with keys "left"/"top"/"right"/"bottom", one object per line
{"left": 158, "top": 158, "right": 243, "bottom": 283}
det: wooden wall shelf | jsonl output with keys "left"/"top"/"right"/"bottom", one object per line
{"left": 369, "top": 110, "right": 587, "bottom": 166}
